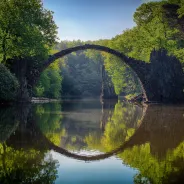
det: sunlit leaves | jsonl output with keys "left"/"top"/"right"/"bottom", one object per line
{"left": 119, "top": 141, "right": 184, "bottom": 184}
{"left": 34, "top": 103, "right": 64, "bottom": 146}
{"left": 0, "top": 143, "right": 58, "bottom": 183}
{"left": 35, "top": 61, "right": 62, "bottom": 98}
{"left": 0, "top": 0, "right": 58, "bottom": 62}
{"left": 85, "top": 102, "right": 142, "bottom": 152}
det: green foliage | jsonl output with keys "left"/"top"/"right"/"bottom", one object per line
{"left": 2, "top": 0, "right": 184, "bottom": 101}
{"left": 54, "top": 40, "right": 141, "bottom": 98}
{"left": 0, "top": 64, "right": 19, "bottom": 101}
{"left": 111, "top": 1, "right": 184, "bottom": 63}
{"left": 0, "top": 0, "right": 58, "bottom": 62}
{"left": 50, "top": 41, "right": 103, "bottom": 98}
{"left": 34, "top": 103, "right": 65, "bottom": 146}
{"left": 103, "top": 53, "right": 141, "bottom": 95}
{"left": 0, "top": 0, "right": 58, "bottom": 101}
{"left": 119, "top": 141, "right": 184, "bottom": 184}
{"left": 35, "top": 0, "right": 184, "bottom": 99}
{"left": 34, "top": 62, "right": 62, "bottom": 99}
{"left": 0, "top": 106, "right": 59, "bottom": 184}
{"left": 166, "top": 0, "right": 184, "bottom": 18}
{"left": 33, "top": 101, "right": 142, "bottom": 152}
{"left": 61, "top": 52, "right": 101, "bottom": 97}
{"left": 85, "top": 102, "right": 142, "bottom": 151}
{"left": 0, "top": 143, "right": 58, "bottom": 184}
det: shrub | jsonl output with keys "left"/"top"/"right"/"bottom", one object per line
{"left": 0, "top": 64, "right": 19, "bottom": 101}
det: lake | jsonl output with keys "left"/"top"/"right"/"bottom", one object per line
{"left": 0, "top": 99, "right": 184, "bottom": 184}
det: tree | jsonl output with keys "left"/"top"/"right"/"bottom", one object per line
{"left": 0, "top": 0, "right": 58, "bottom": 101}
{"left": 163, "top": 0, "right": 184, "bottom": 35}
{"left": 0, "top": 0, "right": 58, "bottom": 63}
{"left": 57, "top": 41, "right": 102, "bottom": 98}
{"left": 132, "top": 1, "right": 184, "bottom": 63}
{"left": 0, "top": 64, "right": 19, "bottom": 102}
{"left": 34, "top": 62, "right": 62, "bottom": 99}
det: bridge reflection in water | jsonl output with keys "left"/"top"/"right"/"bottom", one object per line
{"left": 0, "top": 100, "right": 184, "bottom": 183}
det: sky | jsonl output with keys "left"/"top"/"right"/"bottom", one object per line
{"left": 43, "top": 0, "right": 153, "bottom": 41}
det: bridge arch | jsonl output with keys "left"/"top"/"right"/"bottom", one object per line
{"left": 41, "top": 44, "right": 148, "bottom": 100}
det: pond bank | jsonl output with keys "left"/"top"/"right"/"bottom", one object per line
{"left": 31, "top": 97, "right": 59, "bottom": 103}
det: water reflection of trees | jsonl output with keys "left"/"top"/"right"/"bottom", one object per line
{"left": 0, "top": 144, "right": 58, "bottom": 184}
{"left": 0, "top": 106, "right": 19, "bottom": 142}
{"left": 0, "top": 105, "right": 59, "bottom": 184}
{"left": 37, "top": 101, "right": 142, "bottom": 152}
{"left": 35, "top": 102, "right": 184, "bottom": 184}
{"left": 118, "top": 106, "right": 184, "bottom": 184}
{"left": 1, "top": 102, "right": 184, "bottom": 184}
{"left": 85, "top": 101, "right": 142, "bottom": 151}
{"left": 34, "top": 103, "right": 65, "bottom": 146}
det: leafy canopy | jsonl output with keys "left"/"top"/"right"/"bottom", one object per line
{"left": 0, "top": 0, "right": 58, "bottom": 62}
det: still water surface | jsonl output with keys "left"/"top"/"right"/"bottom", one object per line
{"left": 0, "top": 100, "right": 184, "bottom": 184}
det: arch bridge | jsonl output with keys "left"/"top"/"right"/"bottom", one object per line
{"left": 31, "top": 44, "right": 184, "bottom": 103}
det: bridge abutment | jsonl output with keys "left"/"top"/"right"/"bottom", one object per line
{"left": 143, "top": 49, "right": 184, "bottom": 103}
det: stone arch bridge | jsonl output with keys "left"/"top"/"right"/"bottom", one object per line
{"left": 29, "top": 44, "right": 184, "bottom": 103}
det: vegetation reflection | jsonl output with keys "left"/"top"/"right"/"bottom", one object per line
{"left": 85, "top": 102, "right": 142, "bottom": 152}
{"left": 34, "top": 102, "right": 184, "bottom": 184}
{"left": 1, "top": 102, "right": 184, "bottom": 184}
{"left": 0, "top": 106, "right": 59, "bottom": 184}
{"left": 34, "top": 103, "right": 65, "bottom": 146}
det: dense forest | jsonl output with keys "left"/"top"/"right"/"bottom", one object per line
{"left": 0, "top": 0, "right": 184, "bottom": 101}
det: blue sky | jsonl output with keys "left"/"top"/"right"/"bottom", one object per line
{"left": 43, "top": 0, "right": 152, "bottom": 41}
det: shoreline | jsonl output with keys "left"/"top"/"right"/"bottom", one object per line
{"left": 31, "top": 97, "right": 59, "bottom": 103}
